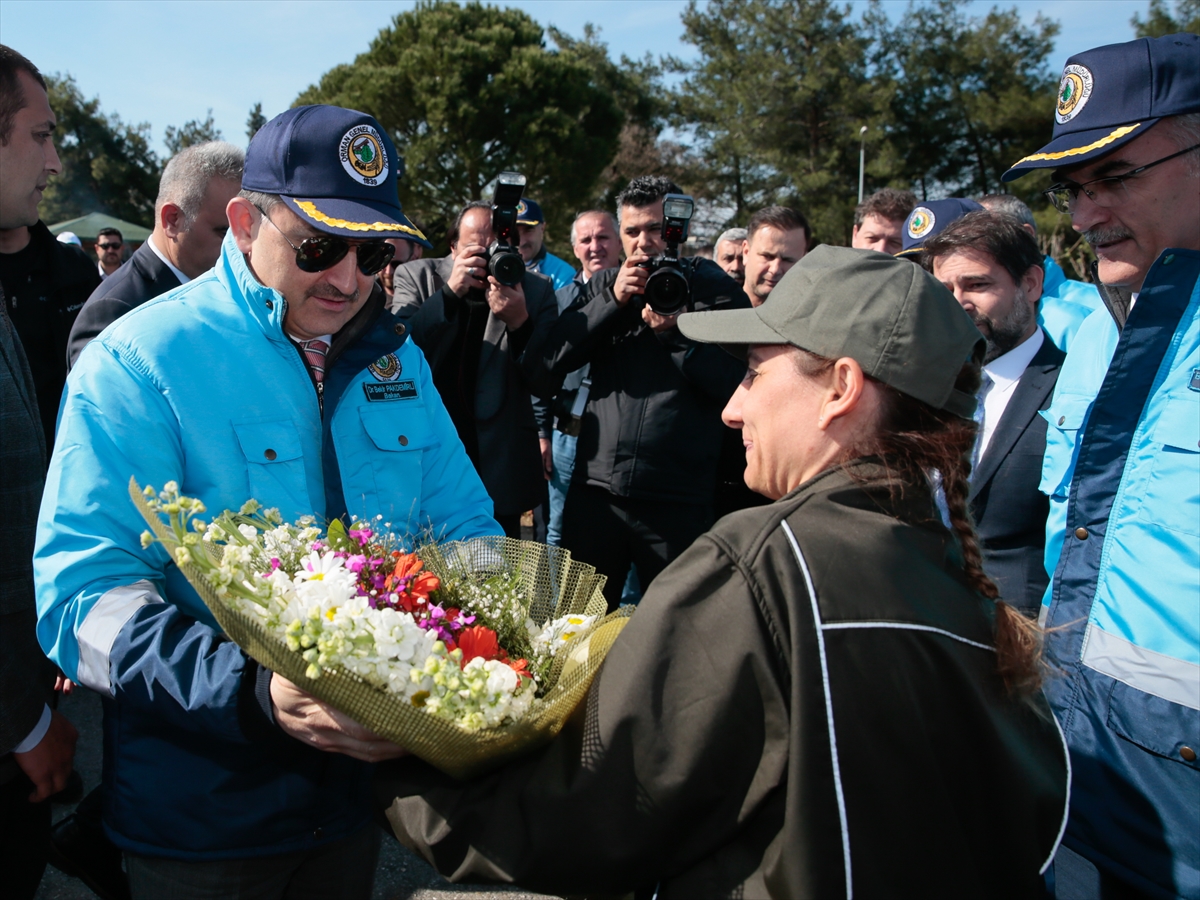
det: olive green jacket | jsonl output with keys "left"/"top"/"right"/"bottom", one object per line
{"left": 377, "top": 462, "right": 1069, "bottom": 899}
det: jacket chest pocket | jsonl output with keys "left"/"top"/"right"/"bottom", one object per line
{"left": 232, "top": 419, "right": 311, "bottom": 512}
{"left": 1137, "top": 391, "right": 1200, "bottom": 537}
{"left": 353, "top": 405, "right": 437, "bottom": 535}
{"left": 1039, "top": 393, "right": 1093, "bottom": 499}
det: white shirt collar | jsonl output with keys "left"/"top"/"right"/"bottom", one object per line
{"left": 147, "top": 235, "right": 190, "bottom": 285}
{"left": 983, "top": 328, "right": 1043, "bottom": 394}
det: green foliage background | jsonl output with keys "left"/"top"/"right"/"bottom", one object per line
{"left": 39, "top": 0, "right": 1182, "bottom": 273}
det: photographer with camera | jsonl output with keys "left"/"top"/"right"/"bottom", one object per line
{"left": 544, "top": 176, "right": 750, "bottom": 610}
{"left": 390, "top": 175, "right": 559, "bottom": 538}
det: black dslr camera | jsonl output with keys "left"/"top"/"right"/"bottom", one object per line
{"left": 485, "top": 171, "right": 527, "bottom": 287}
{"left": 638, "top": 193, "right": 696, "bottom": 316}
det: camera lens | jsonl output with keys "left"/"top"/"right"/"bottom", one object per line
{"left": 488, "top": 247, "right": 525, "bottom": 287}
{"left": 645, "top": 267, "right": 690, "bottom": 316}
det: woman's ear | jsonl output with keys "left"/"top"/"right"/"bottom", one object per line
{"left": 817, "top": 357, "right": 866, "bottom": 431}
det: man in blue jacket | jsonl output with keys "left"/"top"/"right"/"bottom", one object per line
{"left": 34, "top": 105, "right": 501, "bottom": 899}
{"left": 1003, "top": 33, "right": 1200, "bottom": 900}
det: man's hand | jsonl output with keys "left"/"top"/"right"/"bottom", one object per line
{"left": 613, "top": 255, "right": 650, "bottom": 307}
{"left": 539, "top": 436, "right": 553, "bottom": 480}
{"left": 54, "top": 673, "right": 74, "bottom": 695}
{"left": 271, "top": 675, "right": 407, "bottom": 763}
{"left": 486, "top": 277, "right": 529, "bottom": 330}
{"left": 642, "top": 305, "right": 679, "bottom": 333}
{"left": 446, "top": 243, "right": 489, "bottom": 298}
{"left": 14, "top": 711, "right": 78, "bottom": 802}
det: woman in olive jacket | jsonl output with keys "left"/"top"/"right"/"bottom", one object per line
{"left": 376, "top": 247, "right": 1070, "bottom": 899}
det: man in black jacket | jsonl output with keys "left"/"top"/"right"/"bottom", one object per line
{"left": 67, "top": 141, "right": 243, "bottom": 367}
{"left": 0, "top": 44, "right": 80, "bottom": 900}
{"left": 922, "top": 210, "right": 1065, "bottom": 617}
{"left": 390, "top": 201, "right": 558, "bottom": 538}
{"left": 544, "top": 176, "right": 750, "bottom": 609}
{"left": 0, "top": 48, "right": 98, "bottom": 452}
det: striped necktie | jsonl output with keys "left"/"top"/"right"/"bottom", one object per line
{"left": 300, "top": 338, "right": 330, "bottom": 383}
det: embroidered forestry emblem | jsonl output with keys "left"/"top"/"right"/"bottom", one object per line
{"left": 339, "top": 124, "right": 388, "bottom": 185}
{"left": 516, "top": 200, "right": 530, "bottom": 218}
{"left": 368, "top": 353, "right": 402, "bottom": 382}
{"left": 907, "top": 207, "right": 936, "bottom": 240}
{"left": 1056, "top": 65, "right": 1094, "bottom": 124}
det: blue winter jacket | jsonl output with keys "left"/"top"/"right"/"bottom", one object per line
{"left": 1038, "top": 256, "right": 1102, "bottom": 353}
{"left": 33, "top": 233, "right": 501, "bottom": 859}
{"left": 1039, "top": 249, "right": 1199, "bottom": 898}
{"left": 526, "top": 249, "right": 576, "bottom": 291}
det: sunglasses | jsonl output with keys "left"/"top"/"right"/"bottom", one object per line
{"left": 256, "top": 207, "right": 395, "bottom": 276}
{"left": 97, "top": 242, "right": 123, "bottom": 250}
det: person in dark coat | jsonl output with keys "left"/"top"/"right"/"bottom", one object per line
{"left": 0, "top": 44, "right": 79, "bottom": 900}
{"left": 375, "top": 247, "right": 1069, "bottom": 899}
{"left": 921, "top": 210, "right": 1065, "bottom": 617}
{"left": 542, "top": 175, "right": 750, "bottom": 610}
{"left": 67, "top": 141, "right": 243, "bottom": 367}
{"left": 0, "top": 44, "right": 99, "bottom": 452}
{"left": 389, "top": 201, "right": 559, "bottom": 538}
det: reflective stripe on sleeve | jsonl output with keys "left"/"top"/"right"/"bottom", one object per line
{"left": 1082, "top": 623, "right": 1200, "bottom": 710}
{"left": 76, "top": 580, "right": 163, "bottom": 695}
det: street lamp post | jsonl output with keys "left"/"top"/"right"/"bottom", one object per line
{"left": 858, "top": 125, "right": 868, "bottom": 204}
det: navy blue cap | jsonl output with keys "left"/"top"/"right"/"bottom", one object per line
{"left": 1003, "top": 33, "right": 1200, "bottom": 182}
{"left": 514, "top": 198, "right": 544, "bottom": 226}
{"left": 242, "top": 105, "right": 430, "bottom": 247}
{"left": 895, "top": 198, "right": 984, "bottom": 256}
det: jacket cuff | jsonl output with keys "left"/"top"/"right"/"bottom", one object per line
{"left": 11, "top": 704, "right": 51, "bottom": 753}
{"left": 237, "top": 660, "right": 278, "bottom": 742}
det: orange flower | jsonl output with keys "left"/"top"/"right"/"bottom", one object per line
{"left": 506, "top": 657, "right": 532, "bottom": 683}
{"left": 457, "top": 626, "right": 502, "bottom": 664}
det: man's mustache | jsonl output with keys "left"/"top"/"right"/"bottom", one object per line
{"left": 306, "top": 286, "right": 359, "bottom": 304}
{"left": 1082, "top": 225, "right": 1135, "bottom": 246}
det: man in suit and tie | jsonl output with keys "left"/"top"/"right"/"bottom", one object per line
{"left": 389, "top": 200, "right": 559, "bottom": 538}
{"left": 67, "top": 141, "right": 244, "bottom": 366}
{"left": 922, "top": 210, "right": 1065, "bottom": 617}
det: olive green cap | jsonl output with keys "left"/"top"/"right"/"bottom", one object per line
{"left": 677, "top": 245, "right": 985, "bottom": 418}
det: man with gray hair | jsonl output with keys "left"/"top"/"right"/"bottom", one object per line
{"left": 978, "top": 193, "right": 1100, "bottom": 351}
{"left": 67, "top": 141, "right": 244, "bottom": 365}
{"left": 714, "top": 226, "right": 747, "bottom": 285}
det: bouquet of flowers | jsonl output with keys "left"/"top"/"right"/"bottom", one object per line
{"left": 131, "top": 478, "right": 630, "bottom": 778}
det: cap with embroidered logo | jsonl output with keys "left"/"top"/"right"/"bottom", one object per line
{"left": 241, "top": 105, "right": 431, "bottom": 247}
{"left": 895, "top": 198, "right": 983, "bottom": 257}
{"left": 677, "top": 245, "right": 985, "bottom": 419}
{"left": 1003, "top": 32, "right": 1200, "bottom": 181}
{"left": 515, "top": 199, "right": 545, "bottom": 227}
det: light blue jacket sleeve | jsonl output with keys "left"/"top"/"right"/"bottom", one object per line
{"left": 34, "top": 342, "right": 252, "bottom": 740}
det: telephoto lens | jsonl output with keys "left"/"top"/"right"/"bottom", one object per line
{"left": 487, "top": 243, "right": 526, "bottom": 287}
{"left": 645, "top": 265, "right": 691, "bottom": 316}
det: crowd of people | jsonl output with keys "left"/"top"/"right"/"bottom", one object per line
{"left": 1, "top": 28, "right": 1196, "bottom": 900}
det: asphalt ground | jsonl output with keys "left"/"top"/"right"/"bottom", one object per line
{"left": 35, "top": 686, "right": 558, "bottom": 900}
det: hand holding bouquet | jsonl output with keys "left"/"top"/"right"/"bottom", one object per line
{"left": 132, "top": 479, "right": 629, "bottom": 778}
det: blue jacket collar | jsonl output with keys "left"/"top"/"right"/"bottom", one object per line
{"left": 215, "top": 231, "right": 289, "bottom": 341}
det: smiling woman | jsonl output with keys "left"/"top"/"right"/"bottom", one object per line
{"left": 375, "top": 247, "right": 1070, "bottom": 899}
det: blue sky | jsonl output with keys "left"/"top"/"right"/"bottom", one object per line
{"left": 1, "top": 0, "right": 1148, "bottom": 156}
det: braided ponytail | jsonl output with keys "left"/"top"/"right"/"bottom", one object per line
{"left": 791, "top": 349, "right": 1044, "bottom": 695}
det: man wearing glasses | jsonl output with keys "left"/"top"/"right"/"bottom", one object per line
{"left": 1003, "top": 33, "right": 1199, "bottom": 900}
{"left": 94, "top": 228, "right": 124, "bottom": 279}
{"left": 34, "top": 106, "right": 501, "bottom": 899}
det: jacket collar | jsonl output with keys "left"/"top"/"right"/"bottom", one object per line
{"left": 215, "top": 230, "right": 289, "bottom": 341}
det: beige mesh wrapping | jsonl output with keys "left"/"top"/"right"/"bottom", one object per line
{"left": 131, "top": 479, "right": 630, "bottom": 780}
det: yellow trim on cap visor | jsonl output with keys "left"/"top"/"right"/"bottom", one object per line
{"left": 294, "top": 200, "right": 428, "bottom": 240}
{"left": 1013, "top": 123, "right": 1141, "bottom": 165}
